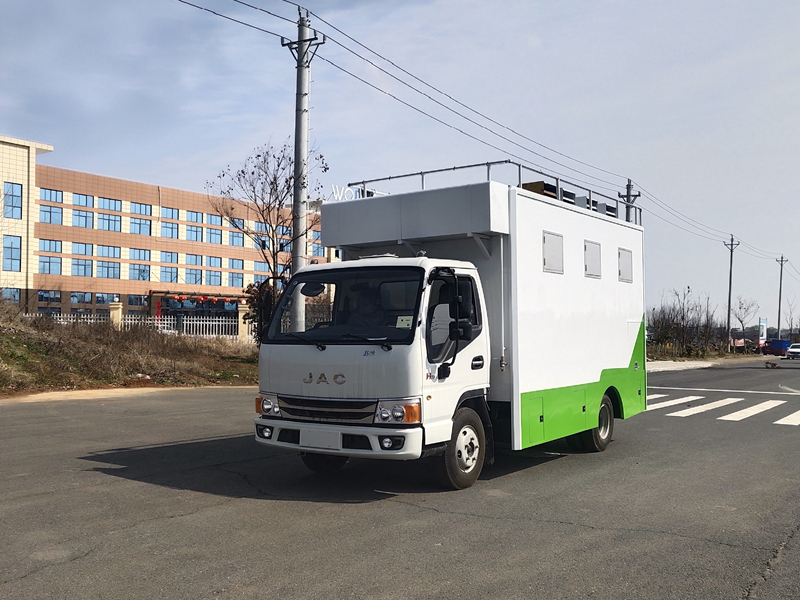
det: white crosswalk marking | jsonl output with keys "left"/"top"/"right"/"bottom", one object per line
{"left": 775, "top": 409, "right": 800, "bottom": 426}
{"left": 718, "top": 401, "right": 786, "bottom": 421}
{"left": 647, "top": 396, "right": 704, "bottom": 411}
{"left": 646, "top": 394, "right": 667, "bottom": 401}
{"left": 667, "top": 398, "right": 744, "bottom": 417}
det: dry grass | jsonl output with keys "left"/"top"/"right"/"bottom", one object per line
{"left": 0, "top": 302, "right": 258, "bottom": 397}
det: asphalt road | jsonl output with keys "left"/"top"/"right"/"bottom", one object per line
{"left": 2, "top": 360, "right": 799, "bottom": 600}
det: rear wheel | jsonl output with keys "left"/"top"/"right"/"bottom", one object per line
{"left": 300, "top": 452, "right": 348, "bottom": 474}
{"left": 579, "top": 394, "right": 614, "bottom": 452}
{"left": 436, "top": 407, "right": 486, "bottom": 490}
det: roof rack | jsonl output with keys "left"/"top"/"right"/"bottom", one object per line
{"left": 347, "top": 160, "right": 641, "bottom": 225}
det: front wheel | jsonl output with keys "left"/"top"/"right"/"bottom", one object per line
{"left": 436, "top": 407, "right": 486, "bottom": 490}
{"left": 300, "top": 452, "right": 348, "bottom": 474}
{"left": 579, "top": 394, "right": 614, "bottom": 452}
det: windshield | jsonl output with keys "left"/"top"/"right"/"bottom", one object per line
{"left": 265, "top": 266, "right": 425, "bottom": 345}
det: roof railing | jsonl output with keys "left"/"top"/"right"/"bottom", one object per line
{"left": 347, "top": 159, "right": 642, "bottom": 225}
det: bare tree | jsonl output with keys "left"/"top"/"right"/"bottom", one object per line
{"left": 206, "top": 140, "right": 328, "bottom": 313}
{"left": 785, "top": 296, "right": 797, "bottom": 341}
{"left": 732, "top": 296, "right": 759, "bottom": 352}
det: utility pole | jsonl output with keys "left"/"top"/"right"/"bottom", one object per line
{"left": 777, "top": 254, "right": 788, "bottom": 339}
{"left": 282, "top": 9, "right": 324, "bottom": 332}
{"left": 724, "top": 235, "right": 739, "bottom": 352}
{"left": 618, "top": 179, "right": 640, "bottom": 223}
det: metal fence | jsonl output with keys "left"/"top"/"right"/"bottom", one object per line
{"left": 25, "top": 313, "right": 258, "bottom": 343}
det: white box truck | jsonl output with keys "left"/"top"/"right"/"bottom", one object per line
{"left": 254, "top": 179, "right": 646, "bottom": 489}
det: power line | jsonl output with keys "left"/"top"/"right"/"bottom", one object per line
{"left": 227, "top": 0, "right": 296, "bottom": 24}
{"left": 277, "top": 0, "right": 629, "bottom": 182}
{"left": 176, "top": 0, "right": 287, "bottom": 38}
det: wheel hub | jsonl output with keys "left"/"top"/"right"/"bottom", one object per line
{"left": 455, "top": 425, "right": 480, "bottom": 473}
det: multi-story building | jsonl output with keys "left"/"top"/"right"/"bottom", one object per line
{"left": 0, "top": 134, "right": 328, "bottom": 316}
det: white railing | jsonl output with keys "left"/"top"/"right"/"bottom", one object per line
{"left": 26, "top": 313, "right": 255, "bottom": 343}
{"left": 30, "top": 313, "right": 111, "bottom": 325}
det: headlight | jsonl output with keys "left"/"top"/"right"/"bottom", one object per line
{"left": 374, "top": 398, "right": 421, "bottom": 424}
{"left": 256, "top": 394, "right": 281, "bottom": 416}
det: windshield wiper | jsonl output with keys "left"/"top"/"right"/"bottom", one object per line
{"left": 285, "top": 332, "right": 326, "bottom": 351}
{"left": 342, "top": 333, "right": 393, "bottom": 352}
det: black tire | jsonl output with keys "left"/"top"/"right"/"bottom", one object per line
{"left": 579, "top": 394, "right": 614, "bottom": 452}
{"left": 300, "top": 452, "right": 348, "bottom": 474}
{"left": 436, "top": 407, "right": 486, "bottom": 490}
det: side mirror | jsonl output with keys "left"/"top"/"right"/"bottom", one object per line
{"left": 437, "top": 362, "right": 451, "bottom": 381}
{"left": 449, "top": 281, "right": 472, "bottom": 319}
{"left": 449, "top": 319, "right": 473, "bottom": 342}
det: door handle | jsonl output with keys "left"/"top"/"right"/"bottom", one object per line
{"left": 471, "top": 356, "right": 484, "bottom": 370}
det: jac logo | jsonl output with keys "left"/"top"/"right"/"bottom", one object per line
{"left": 303, "top": 373, "right": 346, "bottom": 385}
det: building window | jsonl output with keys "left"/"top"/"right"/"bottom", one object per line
{"left": 72, "top": 242, "right": 92, "bottom": 256}
{"left": 161, "top": 207, "right": 179, "bottom": 220}
{"left": 4, "top": 182, "right": 22, "bottom": 219}
{"left": 254, "top": 274, "right": 268, "bottom": 285}
{"left": 39, "top": 256, "right": 62, "bottom": 275}
{"left": 39, "top": 239, "right": 62, "bottom": 253}
{"left": 128, "top": 295, "right": 148, "bottom": 306}
{"left": 73, "top": 194, "right": 93, "bottom": 207}
{"left": 38, "top": 290, "right": 61, "bottom": 303}
{"left": 96, "top": 293, "right": 116, "bottom": 305}
{"left": 98, "top": 197, "right": 121, "bottom": 211}
{"left": 228, "top": 272, "right": 244, "bottom": 288}
{"left": 40, "top": 189, "right": 63, "bottom": 203}
{"left": 130, "top": 248, "right": 150, "bottom": 261}
{"left": 161, "top": 222, "right": 178, "bottom": 239}
{"left": 228, "top": 217, "right": 244, "bottom": 228}
{"left": 130, "top": 217, "right": 151, "bottom": 236}
{"left": 97, "top": 245, "right": 120, "bottom": 259}
{"left": 187, "top": 210, "right": 202, "bottom": 223}
{"left": 3, "top": 235, "right": 21, "bottom": 272}
{"left": 227, "top": 258, "right": 242, "bottom": 270}
{"left": 229, "top": 231, "right": 244, "bottom": 247}
{"left": 73, "top": 209, "right": 94, "bottom": 229}
{"left": 206, "top": 214, "right": 222, "bottom": 226}
{"left": 186, "top": 225, "right": 202, "bottom": 241}
{"left": 280, "top": 239, "right": 292, "bottom": 253}
{"left": 40, "top": 205, "right": 63, "bottom": 225}
{"left": 71, "top": 292, "right": 92, "bottom": 304}
{"left": 97, "top": 261, "right": 120, "bottom": 279}
{"left": 129, "top": 264, "right": 150, "bottom": 281}
{"left": 98, "top": 213, "right": 121, "bottom": 232}
{"left": 186, "top": 253, "right": 201, "bottom": 266}
{"left": 312, "top": 230, "right": 321, "bottom": 241}
{"left": 160, "top": 266, "right": 178, "bottom": 283}
{"left": 206, "top": 270, "right": 221, "bottom": 286}
{"left": 206, "top": 228, "right": 222, "bottom": 244}
{"left": 277, "top": 225, "right": 292, "bottom": 237}
{"left": 186, "top": 269, "right": 202, "bottom": 285}
{"left": 2, "top": 288, "right": 20, "bottom": 303}
{"left": 161, "top": 251, "right": 178, "bottom": 263}
{"left": 255, "top": 261, "right": 269, "bottom": 273}
{"left": 130, "top": 202, "right": 151, "bottom": 216}
{"left": 72, "top": 259, "right": 93, "bottom": 277}
{"left": 206, "top": 256, "right": 222, "bottom": 268}
{"left": 312, "top": 243, "right": 324, "bottom": 257}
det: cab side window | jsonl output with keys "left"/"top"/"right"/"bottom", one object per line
{"left": 426, "top": 276, "right": 481, "bottom": 363}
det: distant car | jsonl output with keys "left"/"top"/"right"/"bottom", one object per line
{"left": 787, "top": 344, "right": 800, "bottom": 359}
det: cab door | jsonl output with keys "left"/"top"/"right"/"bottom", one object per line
{"left": 421, "top": 271, "right": 491, "bottom": 445}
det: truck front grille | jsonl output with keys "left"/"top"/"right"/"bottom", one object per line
{"left": 277, "top": 395, "right": 377, "bottom": 424}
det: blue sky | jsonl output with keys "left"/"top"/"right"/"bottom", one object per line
{"left": 3, "top": 0, "right": 800, "bottom": 330}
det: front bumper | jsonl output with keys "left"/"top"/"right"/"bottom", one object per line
{"left": 254, "top": 417, "right": 424, "bottom": 460}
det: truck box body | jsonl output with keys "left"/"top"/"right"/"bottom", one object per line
{"left": 319, "top": 181, "right": 646, "bottom": 450}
